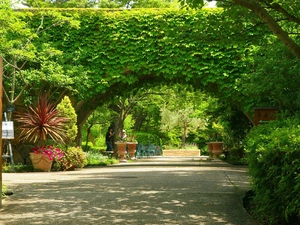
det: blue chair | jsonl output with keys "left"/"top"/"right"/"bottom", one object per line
{"left": 145, "top": 144, "right": 156, "bottom": 157}
{"left": 135, "top": 144, "right": 146, "bottom": 158}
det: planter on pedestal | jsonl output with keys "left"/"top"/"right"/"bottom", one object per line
{"left": 127, "top": 142, "right": 137, "bottom": 160}
{"left": 206, "top": 142, "right": 214, "bottom": 158}
{"left": 210, "top": 142, "right": 223, "bottom": 159}
{"left": 29, "top": 153, "right": 53, "bottom": 172}
{"left": 115, "top": 142, "right": 127, "bottom": 162}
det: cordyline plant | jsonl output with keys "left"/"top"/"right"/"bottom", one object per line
{"left": 16, "top": 95, "right": 69, "bottom": 145}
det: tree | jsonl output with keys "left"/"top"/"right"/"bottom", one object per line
{"left": 159, "top": 86, "right": 207, "bottom": 148}
{"left": 109, "top": 88, "right": 164, "bottom": 138}
{"left": 240, "top": 38, "right": 300, "bottom": 114}
{"left": 180, "top": 0, "right": 300, "bottom": 59}
{"left": 1, "top": 0, "right": 81, "bottom": 120}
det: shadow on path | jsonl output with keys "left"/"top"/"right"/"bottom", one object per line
{"left": 1, "top": 159, "right": 260, "bottom": 225}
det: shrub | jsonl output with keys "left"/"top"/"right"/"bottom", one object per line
{"left": 245, "top": 117, "right": 300, "bottom": 224}
{"left": 57, "top": 96, "right": 78, "bottom": 145}
{"left": 53, "top": 147, "right": 87, "bottom": 171}
{"left": 86, "top": 151, "right": 119, "bottom": 166}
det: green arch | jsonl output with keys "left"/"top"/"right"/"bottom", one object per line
{"left": 21, "top": 8, "right": 264, "bottom": 143}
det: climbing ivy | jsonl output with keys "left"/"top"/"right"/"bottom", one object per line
{"left": 18, "top": 8, "right": 267, "bottom": 105}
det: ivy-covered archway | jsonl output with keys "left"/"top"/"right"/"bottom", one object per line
{"left": 20, "top": 8, "right": 267, "bottom": 144}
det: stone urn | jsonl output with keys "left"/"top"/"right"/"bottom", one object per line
{"left": 206, "top": 142, "right": 214, "bottom": 159}
{"left": 210, "top": 142, "right": 223, "bottom": 159}
{"left": 115, "top": 142, "right": 127, "bottom": 162}
{"left": 127, "top": 142, "right": 137, "bottom": 160}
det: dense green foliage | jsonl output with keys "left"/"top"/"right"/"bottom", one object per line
{"left": 245, "top": 118, "right": 300, "bottom": 224}
{"left": 134, "top": 132, "right": 162, "bottom": 146}
{"left": 20, "top": 8, "right": 263, "bottom": 105}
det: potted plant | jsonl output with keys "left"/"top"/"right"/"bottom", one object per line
{"left": 206, "top": 142, "right": 214, "bottom": 159}
{"left": 127, "top": 134, "right": 138, "bottom": 160}
{"left": 30, "top": 146, "right": 64, "bottom": 171}
{"left": 115, "top": 140, "right": 127, "bottom": 162}
{"left": 114, "top": 131, "right": 127, "bottom": 162}
{"left": 16, "top": 94, "right": 69, "bottom": 171}
{"left": 206, "top": 122, "right": 224, "bottom": 159}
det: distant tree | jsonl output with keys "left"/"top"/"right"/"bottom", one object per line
{"left": 159, "top": 86, "right": 207, "bottom": 148}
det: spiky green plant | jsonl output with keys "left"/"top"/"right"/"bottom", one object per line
{"left": 16, "top": 95, "right": 69, "bottom": 144}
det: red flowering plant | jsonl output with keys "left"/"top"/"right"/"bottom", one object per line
{"left": 32, "top": 145, "right": 65, "bottom": 161}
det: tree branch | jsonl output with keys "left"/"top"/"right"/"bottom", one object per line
{"left": 232, "top": 0, "right": 300, "bottom": 59}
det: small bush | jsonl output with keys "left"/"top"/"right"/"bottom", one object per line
{"left": 245, "top": 117, "right": 300, "bottom": 224}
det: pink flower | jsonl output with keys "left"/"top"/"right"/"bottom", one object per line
{"left": 31, "top": 145, "right": 65, "bottom": 162}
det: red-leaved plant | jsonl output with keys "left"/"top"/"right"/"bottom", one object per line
{"left": 16, "top": 95, "right": 69, "bottom": 144}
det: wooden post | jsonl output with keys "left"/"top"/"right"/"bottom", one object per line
{"left": 0, "top": 56, "right": 3, "bottom": 208}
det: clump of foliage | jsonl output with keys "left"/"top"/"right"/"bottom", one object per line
{"left": 245, "top": 116, "right": 300, "bottom": 224}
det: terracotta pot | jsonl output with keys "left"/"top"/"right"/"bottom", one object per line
{"left": 29, "top": 153, "right": 53, "bottom": 172}
{"left": 115, "top": 142, "right": 127, "bottom": 162}
{"left": 127, "top": 142, "right": 137, "bottom": 160}
{"left": 206, "top": 142, "right": 213, "bottom": 158}
{"left": 210, "top": 142, "right": 223, "bottom": 159}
